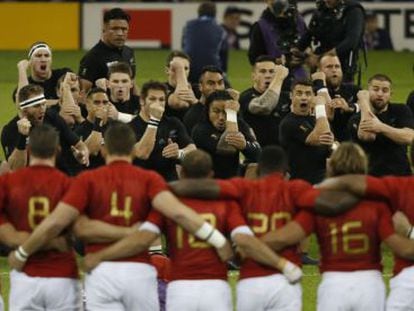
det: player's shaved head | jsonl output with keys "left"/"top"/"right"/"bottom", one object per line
{"left": 257, "top": 146, "right": 289, "bottom": 176}
{"left": 327, "top": 142, "right": 368, "bottom": 177}
{"left": 104, "top": 121, "right": 136, "bottom": 156}
{"left": 29, "top": 124, "right": 59, "bottom": 159}
{"left": 180, "top": 149, "right": 213, "bottom": 179}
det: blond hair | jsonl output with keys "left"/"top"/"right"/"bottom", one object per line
{"left": 327, "top": 142, "right": 368, "bottom": 177}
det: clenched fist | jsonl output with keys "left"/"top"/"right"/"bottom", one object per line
{"left": 17, "top": 117, "right": 31, "bottom": 136}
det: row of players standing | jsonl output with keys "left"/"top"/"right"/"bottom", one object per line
{"left": 2, "top": 4, "right": 414, "bottom": 311}
{"left": 4, "top": 5, "right": 414, "bottom": 187}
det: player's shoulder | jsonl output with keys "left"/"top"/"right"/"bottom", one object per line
{"left": 388, "top": 103, "right": 412, "bottom": 115}
{"left": 2, "top": 116, "right": 19, "bottom": 132}
{"left": 123, "top": 45, "right": 135, "bottom": 55}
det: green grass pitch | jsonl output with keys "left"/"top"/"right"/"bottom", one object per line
{"left": 0, "top": 49, "right": 412, "bottom": 310}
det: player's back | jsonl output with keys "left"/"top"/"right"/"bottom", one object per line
{"left": 305, "top": 200, "right": 393, "bottom": 273}
{"left": 221, "top": 174, "right": 311, "bottom": 278}
{"left": 368, "top": 176, "right": 414, "bottom": 275}
{"left": 148, "top": 198, "right": 245, "bottom": 281}
{"left": 68, "top": 161, "right": 166, "bottom": 261}
{"left": 1, "top": 165, "right": 77, "bottom": 278}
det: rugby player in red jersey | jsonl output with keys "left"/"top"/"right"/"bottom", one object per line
{"left": 263, "top": 142, "right": 414, "bottom": 311}
{"left": 8, "top": 122, "right": 232, "bottom": 310}
{"left": 316, "top": 141, "right": 414, "bottom": 311}
{"left": 82, "top": 149, "right": 302, "bottom": 311}
{"left": 168, "top": 145, "right": 357, "bottom": 311}
{"left": 0, "top": 124, "right": 79, "bottom": 309}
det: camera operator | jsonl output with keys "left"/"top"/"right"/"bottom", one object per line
{"left": 248, "top": 0, "right": 307, "bottom": 81}
{"left": 295, "top": 0, "right": 365, "bottom": 83}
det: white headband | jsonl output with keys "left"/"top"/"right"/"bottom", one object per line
{"left": 19, "top": 94, "right": 46, "bottom": 109}
{"left": 28, "top": 44, "right": 52, "bottom": 59}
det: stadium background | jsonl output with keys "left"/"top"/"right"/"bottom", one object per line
{"left": 0, "top": 1, "right": 413, "bottom": 310}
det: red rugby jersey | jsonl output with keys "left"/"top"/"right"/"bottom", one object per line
{"left": 296, "top": 200, "right": 394, "bottom": 272}
{"left": 147, "top": 198, "right": 246, "bottom": 281}
{"left": 218, "top": 173, "right": 320, "bottom": 279}
{"left": 0, "top": 165, "right": 77, "bottom": 278}
{"left": 62, "top": 160, "right": 167, "bottom": 264}
{"left": 365, "top": 176, "right": 414, "bottom": 275}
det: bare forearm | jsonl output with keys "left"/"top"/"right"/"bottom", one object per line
{"left": 182, "top": 144, "right": 196, "bottom": 155}
{"left": 217, "top": 131, "right": 237, "bottom": 155}
{"left": 314, "top": 114, "right": 331, "bottom": 135}
{"left": 0, "top": 224, "right": 29, "bottom": 248}
{"left": 168, "top": 94, "right": 189, "bottom": 109}
{"left": 84, "top": 131, "right": 102, "bottom": 155}
{"left": 62, "top": 85, "right": 76, "bottom": 107}
{"left": 17, "top": 68, "right": 29, "bottom": 92}
{"left": 317, "top": 175, "right": 366, "bottom": 196}
{"left": 248, "top": 89, "right": 280, "bottom": 115}
{"left": 96, "top": 231, "right": 158, "bottom": 262}
{"left": 175, "top": 67, "right": 188, "bottom": 90}
{"left": 314, "top": 191, "right": 360, "bottom": 216}
{"left": 8, "top": 149, "right": 27, "bottom": 171}
{"left": 134, "top": 128, "right": 157, "bottom": 160}
{"left": 22, "top": 218, "right": 65, "bottom": 255}
{"left": 381, "top": 126, "right": 414, "bottom": 145}
{"left": 73, "top": 218, "right": 133, "bottom": 243}
{"left": 261, "top": 222, "right": 306, "bottom": 251}
{"left": 234, "top": 235, "right": 284, "bottom": 271}
{"left": 152, "top": 191, "right": 204, "bottom": 233}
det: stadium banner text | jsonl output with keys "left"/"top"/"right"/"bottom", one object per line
{"left": 82, "top": 2, "right": 414, "bottom": 51}
{"left": 0, "top": 2, "right": 80, "bottom": 50}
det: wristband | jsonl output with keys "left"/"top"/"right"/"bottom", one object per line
{"left": 315, "top": 105, "right": 327, "bottom": 119}
{"left": 15, "top": 246, "right": 29, "bottom": 263}
{"left": 407, "top": 226, "right": 414, "bottom": 240}
{"left": 354, "top": 103, "right": 360, "bottom": 113}
{"left": 18, "top": 246, "right": 29, "bottom": 258}
{"left": 118, "top": 112, "right": 134, "bottom": 123}
{"left": 225, "top": 109, "right": 237, "bottom": 123}
{"left": 178, "top": 149, "right": 185, "bottom": 161}
{"left": 195, "top": 222, "right": 214, "bottom": 240}
{"left": 93, "top": 118, "right": 103, "bottom": 132}
{"left": 206, "top": 229, "right": 227, "bottom": 248}
{"left": 317, "top": 87, "right": 329, "bottom": 95}
{"left": 281, "top": 260, "right": 303, "bottom": 283}
{"left": 149, "top": 245, "right": 163, "bottom": 254}
{"left": 14, "top": 250, "right": 27, "bottom": 263}
{"left": 147, "top": 117, "right": 160, "bottom": 129}
{"left": 313, "top": 79, "right": 325, "bottom": 91}
{"left": 16, "top": 133, "right": 28, "bottom": 150}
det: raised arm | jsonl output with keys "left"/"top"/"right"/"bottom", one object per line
{"left": 305, "top": 95, "right": 334, "bottom": 146}
{"left": 248, "top": 65, "right": 289, "bottom": 115}
{"left": 217, "top": 99, "right": 240, "bottom": 155}
{"left": 133, "top": 102, "right": 164, "bottom": 160}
